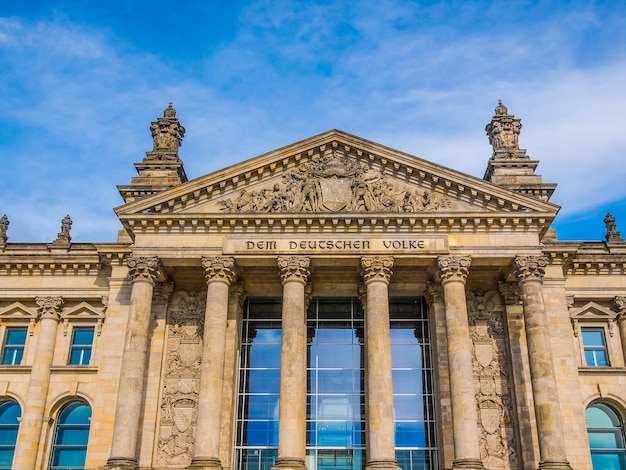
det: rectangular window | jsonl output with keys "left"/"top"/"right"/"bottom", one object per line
{"left": 68, "top": 327, "right": 94, "bottom": 365}
{"left": 582, "top": 327, "right": 610, "bottom": 367}
{"left": 1, "top": 327, "right": 27, "bottom": 365}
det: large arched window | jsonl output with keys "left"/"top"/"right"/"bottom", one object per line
{"left": 49, "top": 401, "right": 92, "bottom": 470}
{"left": 586, "top": 403, "right": 626, "bottom": 469}
{"left": 0, "top": 401, "right": 21, "bottom": 469}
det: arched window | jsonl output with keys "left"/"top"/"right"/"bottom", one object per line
{"left": 49, "top": 401, "right": 91, "bottom": 470}
{"left": 0, "top": 401, "right": 21, "bottom": 469}
{"left": 586, "top": 403, "right": 626, "bottom": 469}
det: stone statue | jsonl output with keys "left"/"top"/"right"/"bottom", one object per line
{"left": 53, "top": 215, "right": 72, "bottom": 245}
{"left": 485, "top": 100, "right": 524, "bottom": 158}
{"left": 0, "top": 214, "right": 8, "bottom": 246}
{"left": 149, "top": 103, "right": 186, "bottom": 157}
{"left": 604, "top": 212, "right": 624, "bottom": 243}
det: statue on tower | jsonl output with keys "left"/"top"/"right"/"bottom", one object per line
{"left": 149, "top": 103, "right": 186, "bottom": 158}
{"left": 0, "top": 214, "right": 8, "bottom": 247}
{"left": 485, "top": 100, "right": 525, "bottom": 159}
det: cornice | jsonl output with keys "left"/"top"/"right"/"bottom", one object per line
{"left": 118, "top": 211, "right": 556, "bottom": 238}
{"left": 544, "top": 241, "right": 626, "bottom": 275}
{"left": 0, "top": 243, "right": 131, "bottom": 275}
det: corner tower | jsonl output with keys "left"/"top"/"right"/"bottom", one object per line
{"left": 117, "top": 103, "right": 188, "bottom": 204}
{"left": 483, "top": 100, "right": 556, "bottom": 202}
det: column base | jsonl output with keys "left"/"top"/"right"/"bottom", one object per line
{"left": 538, "top": 460, "right": 573, "bottom": 470}
{"left": 100, "top": 457, "right": 138, "bottom": 470}
{"left": 452, "top": 458, "right": 485, "bottom": 469}
{"left": 366, "top": 459, "right": 401, "bottom": 470}
{"left": 186, "top": 456, "right": 223, "bottom": 469}
{"left": 272, "top": 457, "right": 306, "bottom": 470}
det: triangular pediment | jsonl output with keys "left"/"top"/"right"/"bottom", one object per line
{"left": 0, "top": 302, "right": 37, "bottom": 322}
{"left": 115, "top": 130, "right": 559, "bottom": 236}
{"left": 570, "top": 302, "right": 618, "bottom": 321}
{"left": 61, "top": 302, "right": 106, "bottom": 321}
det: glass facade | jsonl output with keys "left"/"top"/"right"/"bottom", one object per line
{"left": 49, "top": 401, "right": 92, "bottom": 470}
{"left": 306, "top": 298, "right": 365, "bottom": 470}
{"left": 236, "top": 297, "right": 436, "bottom": 470}
{"left": 586, "top": 403, "right": 626, "bottom": 469}
{"left": 1, "top": 327, "right": 27, "bottom": 365}
{"left": 390, "top": 298, "right": 437, "bottom": 470}
{"left": 235, "top": 299, "right": 282, "bottom": 470}
{"left": 0, "top": 401, "right": 20, "bottom": 469}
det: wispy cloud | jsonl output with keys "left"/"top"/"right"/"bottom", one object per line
{"left": 1, "top": 1, "right": 626, "bottom": 242}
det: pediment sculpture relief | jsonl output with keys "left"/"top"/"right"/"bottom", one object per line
{"left": 219, "top": 147, "right": 451, "bottom": 213}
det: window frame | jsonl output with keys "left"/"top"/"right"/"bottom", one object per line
{"left": 67, "top": 326, "right": 95, "bottom": 366}
{"left": 586, "top": 402, "right": 626, "bottom": 469}
{"left": 1, "top": 326, "right": 29, "bottom": 366}
{"left": 569, "top": 300, "right": 619, "bottom": 368}
{"left": 48, "top": 400, "right": 92, "bottom": 470}
{"left": 581, "top": 327, "right": 611, "bottom": 367}
{"left": 0, "top": 400, "right": 21, "bottom": 470}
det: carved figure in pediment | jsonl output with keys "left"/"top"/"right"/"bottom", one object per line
{"left": 219, "top": 145, "right": 453, "bottom": 214}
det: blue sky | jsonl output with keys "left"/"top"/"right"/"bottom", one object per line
{"left": 1, "top": 1, "right": 625, "bottom": 242}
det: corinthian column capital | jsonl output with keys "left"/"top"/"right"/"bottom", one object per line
{"left": 361, "top": 256, "right": 394, "bottom": 285}
{"left": 613, "top": 296, "right": 626, "bottom": 316}
{"left": 512, "top": 255, "right": 548, "bottom": 283}
{"left": 202, "top": 256, "right": 237, "bottom": 285}
{"left": 277, "top": 256, "right": 310, "bottom": 285}
{"left": 35, "top": 296, "right": 63, "bottom": 321}
{"left": 436, "top": 256, "right": 471, "bottom": 285}
{"left": 127, "top": 256, "right": 163, "bottom": 284}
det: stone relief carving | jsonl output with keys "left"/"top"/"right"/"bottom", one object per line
{"left": 219, "top": 146, "right": 451, "bottom": 213}
{"left": 157, "top": 290, "right": 206, "bottom": 466}
{"left": 467, "top": 290, "right": 520, "bottom": 470}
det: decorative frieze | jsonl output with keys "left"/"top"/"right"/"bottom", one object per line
{"left": 361, "top": 256, "right": 394, "bottom": 284}
{"left": 436, "top": 256, "right": 471, "bottom": 284}
{"left": 127, "top": 256, "right": 163, "bottom": 284}
{"left": 511, "top": 255, "right": 548, "bottom": 283}
{"left": 467, "top": 290, "right": 519, "bottom": 469}
{"left": 277, "top": 256, "right": 310, "bottom": 284}
{"left": 219, "top": 145, "right": 451, "bottom": 214}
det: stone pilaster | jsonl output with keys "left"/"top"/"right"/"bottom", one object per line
{"left": 14, "top": 296, "right": 63, "bottom": 469}
{"left": 436, "top": 256, "right": 484, "bottom": 470}
{"left": 105, "top": 256, "right": 163, "bottom": 470}
{"left": 188, "top": 257, "right": 237, "bottom": 470}
{"left": 273, "top": 256, "right": 310, "bottom": 470}
{"left": 512, "top": 255, "right": 572, "bottom": 470}
{"left": 613, "top": 297, "right": 626, "bottom": 365}
{"left": 361, "top": 256, "right": 400, "bottom": 470}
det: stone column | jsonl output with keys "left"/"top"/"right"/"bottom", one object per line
{"left": 512, "top": 255, "right": 572, "bottom": 470}
{"left": 14, "top": 296, "right": 63, "bottom": 469}
{"left": 105, "top": 256, "right": 163, "bottom": 470}
{"left": 273, "top": 256, "right": 310, "bottom": 470}
{"left": 435, "top": 256, "right": 484, "bottom": 470}
{"left": 188, "top": 257, "right": 237, "bottom": 470}
{"left": 613, "top": 297, "right": 626, "bottom": 366}
{"left": 361, "top": 256, "right": 400, "bottom": 470}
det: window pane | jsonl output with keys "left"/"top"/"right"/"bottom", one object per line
{"left": 4, "top": 329, "right": 26, "bottom": 345}
{"left": 582, "top": 329, "right": 606, "bottom": 346}
{"left": 591, "top": 451, "right": 626, "bottom": 470}
{"left": 50, "top": 402, "right": 91, "bottom": 470}
{"left": 72, "top": 328, "right": 94, "bottom": 345}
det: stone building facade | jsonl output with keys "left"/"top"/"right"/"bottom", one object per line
{"left": 1, "top": 102, "right": 625, "bottom": 470}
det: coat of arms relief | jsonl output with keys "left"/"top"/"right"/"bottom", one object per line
{"left": 156, "top": 290, "right": 205, "bottom": 466}
{"left": 219, "top": 145, "right": 452, "bottom": 213}
{"left": 467, "top": 290, "right": 520, "bottom": 470}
